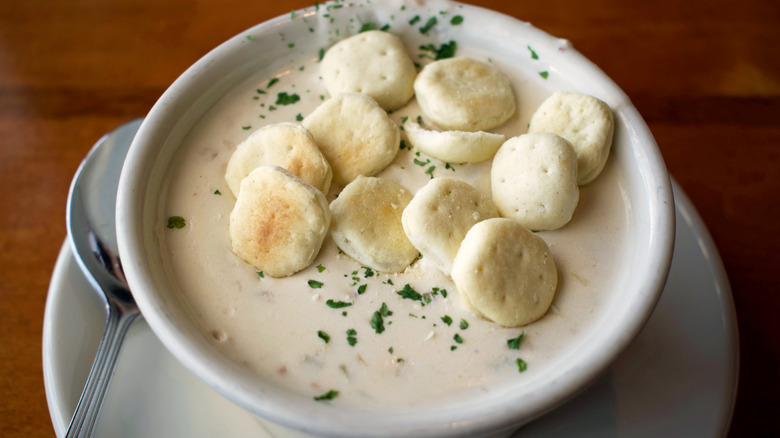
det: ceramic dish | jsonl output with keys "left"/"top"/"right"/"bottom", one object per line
{"left": 45, "top": 178, "right": 736, "bottom": 437}
{"left": 115, "top": 1, "right": 674, "bottom": 436}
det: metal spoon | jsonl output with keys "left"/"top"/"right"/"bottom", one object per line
{"left": 65, "top": 119, "right": 144, "bottom": 437}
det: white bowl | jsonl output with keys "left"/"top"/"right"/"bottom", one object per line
{"left": 117, "top": 1, "right": 674, "bottom": 436}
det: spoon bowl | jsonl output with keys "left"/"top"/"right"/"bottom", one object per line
{"left": 65, "top": 119, "right": 143, "bottom": 437}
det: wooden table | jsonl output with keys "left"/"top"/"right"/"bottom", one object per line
{"left": 1, "top": 0, "right": 777, "bottom": 436}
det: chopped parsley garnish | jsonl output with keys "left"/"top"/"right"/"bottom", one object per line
{"left": 363, "top": 267, "right": 375, "bottom": 278}
{"left": 450, "top": 345, "right": 457, "bottom": 351}
{"left": 425, "top": 165, "right": 436, "bottom": 178}
{"left": 527, "top": 45, "right": 539, "bottom": 60}
{"left": 316, "top": 264, "right": 326, "bottom": 272}
{"left": 419, "top": 40, "right": 457, "bottom": 60}
{"left": 267, "top": 77, "right": 279, "bottom": 88}
{"left": 359, "top": 22, "right": 377, "bottom": 33}
{"left": 431, "top": 287, "right": 447, "bottom": 298}
{"left": 507, "top": 332, "right": 525, "bottom": 349}
{"left": 399, "top": 139, "right": 408, "bottom": 150}
{"left": 296, "top": 113, "right": 304, "bottom": 121}
{"left": 450, "top": 15, "right": 464, "bottom": 25}
{"left": 357, "top": 284, "right": 367, "bottom": 295}
{"left": 419, "top": 17, "right": 437, "bottom": 34}
{"left": 256, "top": 88, "right": 266, "bottom": 94}
{"left": 379, "top": 302, "right": 393, "bottom": 317}
{"left": 313, "top": 390, "right": 339, "bottom": 401}
{"left": 397, "top": 284, "right": 422, "bottom": 301}
{"left": 166, "top": 216, "right": 186, "bottom": 229}
{"left": 388, "top": 347, "right": 394, "bottom": 354}
{"left": 326, "top": 299, "right": 352, "bottom": 308}
{"left": 246, "top": 35, "right": 255, "bottom": 41}
{"left": 539, "top": 71, "right": 549, "bottom": 79}
{"left": 317, "top": 330, "right": 330, "bottom": 343}
{"left": 308, "top": 280, "right": 324, "bottom": 289}
{"left": 318, "top": 48, "right": 325, "bottom": 62}
{"left": 413, "top": 158, "right": 430, "bottom": 166}
{"left": 441, "top": 315, "right": 453, "bottom": 326}
{"left": 288, "top": 43, "right": 295, "bottom": 49}
{"left": 276, "top": 92, "right": 300, "bottom": 105}
{"left": 459, "top": 319, "right": 469, "bottom": 330}
{"left": 516, "top": 358, "right": 528, "bottom": 372}
{"left": 409, "top": 15, "right": 421, "bottom": 25}
{"left": 213, "top": 189, "right": 221, "bottom": 195}
{"left": 257, "top": 271, "right": 264, "bottom": 278}
{"left": 242, "top": 125, "right": 251, "bottom": 130}
{"left": 453, "top": 333, "right": 463, "bottom": 344}
{"left": 371, "top": 311, "right": 385, "bottom": 334}
{"left": 346, "top": 328, "right": 357, "bottom": 346}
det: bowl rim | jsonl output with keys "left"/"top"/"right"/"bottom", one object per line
{"left": 116, "top": 1, "right": 675, "bottom": 436}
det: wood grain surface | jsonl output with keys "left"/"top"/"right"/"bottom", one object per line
{"left": 1, "top": 0, "right": 777, "bottom": 436}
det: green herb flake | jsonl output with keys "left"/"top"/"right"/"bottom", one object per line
{"left": 256, "top": 88, "right": 266, "bottom": 94}
{"left": 527, "top": 45, "right": 539, "bottom": 60}
{"left": 357, "top": 284, "right": 367, "bottom": 294}
{"left": 381, "top": 24, "right": 391, "bottom": 31}
{"left": 308, "top": 280, "right": 324, "bottom": 289}
{"left": 313, "top": 389, "right": 339, "bottom": 401}
{"left": 459, "top": 319, "right": 469, "bottom": 330}
{"left": 453, "top": 333, "right": 463, "bottom": 344}
{"left": 388, "top": 347, "right": 394, "bottom": 354}
{"left": 413, "top": 158, "right": 430, "bottom": 166}
{"left": 318, "top": 48, "right": 325, "bottom": 62}
{"left": 268, "top": 105, "right": 277, "bottom": 111}
{"left": 419, "top": 17, "right": 437, "bottom": 34}
{"left": 267, "top": 77, "right": 279, "bottom": 88}
{"left": 516, "top": 358, "right": 528, "bottom": 372}
{"left": 539, "top": 71, "right": 549, "bottom": 79}
{"left": 399, "top": 139, "right": 408, "bottom": 150}
{"left": 288, "top": 43, "right": 295, "bottom": 49}
{"left": 213, "top": 189, "right": 221, "bottom": 195}
{"left": 419, "top": 40, "right": 457, "bottom": 60}
{"left": 441, "top": 315, "right": 453, "bottom": 326}
{"left": 450, "top": 15, "right": 464, "bottom": 25}
{"left": 425, "top": 165, "right": 436, "bottom": 178}
{"left": 363, "top": 267, "right": 375, "bottom": 278}
{"left": 507, "top": 332, "right": 525, "bottom": 350}
{"left": 257, "top": 271, "right": 265, "bottom": 278}
{"left": 317, "top": 330, "right": 330, "bottom": 343}
{"left": 409, "top": 15, "right": 421, "bottom": 25}
{"left": 276, "top": 92, "right": 300, "bottom": 106}
{"left": 242, "top": 125, "right": 251, "bottom": 130}
{"left": 397, "top": 284, "right": 422, "bottom": 301}
{"left": 359, "top": 22, "right": 376, "bottom": 33}
{"left": 380, "top": 302, "right": 393, "bottom": 317}
{"left": 246, "top": 35, "right": 255, "bottom": 40}
{"left": 166, "top": 216, "right": 186, "bottom": 229}
{"left": 315, "top": 264, "right": 326, "bottom": 272}
{"left": 296, "top": 113, "right": 304, "bottom": 121}
{"left": 371, "top": 311, "right": 385, "bottom": 334}
{"left": 326, "top": 299, "right": 352, "bottom": 308}
{"left": 346, "top": 328, "right": 358, "bottom": 346}
{"left": 450, "top": 345, "right": 458, "bottom": 351}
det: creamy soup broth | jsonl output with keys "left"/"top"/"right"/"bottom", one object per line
{"left": 161, "top": 23, "right": 630, "bottom": 409}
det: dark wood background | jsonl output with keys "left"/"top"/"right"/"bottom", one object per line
{"left": 1, "top": 0, "right": 777, "bottom": 436}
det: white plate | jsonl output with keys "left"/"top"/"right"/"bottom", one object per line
{"left": 43, "top": 172, "right": 738, "bottom": 437}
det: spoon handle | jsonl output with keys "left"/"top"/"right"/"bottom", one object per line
{"left": 65, "top": 301, "right": 141, "bottom": 437}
